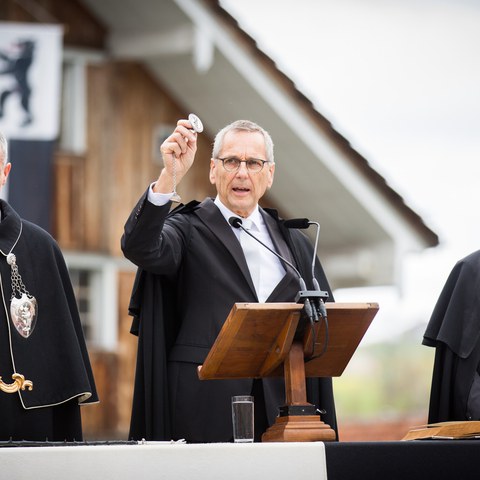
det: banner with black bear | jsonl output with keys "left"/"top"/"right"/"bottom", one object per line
{"left": 0, "top": 22, "right": 62, "bottom": 232}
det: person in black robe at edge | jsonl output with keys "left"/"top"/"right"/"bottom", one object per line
{"left": 423, "top": 250, "right": 480, "bottom": 423}
{"left": 122, "top": 117, "right": 337, "bottom": 443}
{"left": 0, "top": 131, "right": 98, "bottom": 442}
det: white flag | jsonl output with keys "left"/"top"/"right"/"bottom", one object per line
{"left": 0, "top": 22, "right": 63, "bottom": 140}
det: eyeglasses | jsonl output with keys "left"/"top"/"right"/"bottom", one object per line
{"left": 216, "top": 157, "right": 271, "bottom": 173}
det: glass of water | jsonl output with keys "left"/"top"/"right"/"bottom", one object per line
{"left": 232, "top": 395, "right": 254, "bottom": 443}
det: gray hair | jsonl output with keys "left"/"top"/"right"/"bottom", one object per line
{"left": 212, "top": 120, "right": 274, "bottom": 163}
{"left": 0, "top": 131, "right": 7, "bottom": 165}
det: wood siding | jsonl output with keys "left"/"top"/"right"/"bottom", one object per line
{"left": 56, "top": 61, "right": 214, "bottom": 254}
{"left": 0, "top": 0, "right": 106, "bottom": 49}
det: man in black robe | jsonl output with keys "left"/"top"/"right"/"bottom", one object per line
{"left": 0, "top": 131, "right": 98, "bottom": 441}
{"left": 423, "top": 250, "right": 480, "bottom": 423}
{"left": 122, "top": 119, "right": 337, "bottom": 442}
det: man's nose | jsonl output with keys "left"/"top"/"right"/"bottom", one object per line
{"left": 236, "top": 161, "right": 249, "bottom": 175}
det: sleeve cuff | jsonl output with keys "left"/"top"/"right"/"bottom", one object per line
{"left": 147, "top": 182, "right": 174, "bottom": 206}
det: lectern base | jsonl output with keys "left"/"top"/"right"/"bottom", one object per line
{"left": 261, "top": 415, "right": 336, "bottom": 442}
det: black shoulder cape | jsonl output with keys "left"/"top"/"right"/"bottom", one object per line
{"left": 423, "top": 250, "right": 480, "bottom": 422}
{"left": 0, "top": 200, "right": 98, "bottom": 410}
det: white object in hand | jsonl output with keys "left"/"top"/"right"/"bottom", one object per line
{"left": 171, "top": 113, "right": 203, "bottom": 203}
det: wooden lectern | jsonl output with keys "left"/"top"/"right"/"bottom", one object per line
{"left": 198, "top": 302, "right": 378, "bottom": 442}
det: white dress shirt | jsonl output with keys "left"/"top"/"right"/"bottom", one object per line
{"left": 214, "top": 197, "right": 286, "bottom": 302}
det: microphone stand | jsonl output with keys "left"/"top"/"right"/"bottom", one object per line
{"left": 283, "top": 219, "right": 330, "bottom": 359}
{"left": 295, "top": 288, "right": 329, "bottom": 358}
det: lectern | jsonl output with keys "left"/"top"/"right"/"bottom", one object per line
{"left": 198, "top": 302, "right": 378, "bottom": 442}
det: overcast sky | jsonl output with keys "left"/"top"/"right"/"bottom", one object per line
{"left": 221, "top": 0, "right": 480, "bottom": 342}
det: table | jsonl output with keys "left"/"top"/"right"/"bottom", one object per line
{"left": 1, "top": 439, "right": 479, "bottom": 480}
{"left": 324, "top": 440, "right": 480, "bottom": 480}
{"left": 0, "top": 441, "right": 327, "bottom": 480}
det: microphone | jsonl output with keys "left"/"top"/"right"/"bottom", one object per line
{"left": 228, "top": 216, "right": 315, "bottom": 321}
{"left": 283, "top": 218, "right": 310, "bottom": 229}
{"left": 283, "top": 218, "right": 329, "bottom": 320}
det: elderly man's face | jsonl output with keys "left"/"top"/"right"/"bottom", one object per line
{"left": 0, "top": 161, "right": 11, "bottom": 192}
{"left": 209, "top": 130, "right": 275, "bottom": 218}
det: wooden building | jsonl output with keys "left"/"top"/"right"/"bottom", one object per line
{"left": 0, "top": 0, "right": 438, "bottom": 439}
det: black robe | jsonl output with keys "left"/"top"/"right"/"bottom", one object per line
{"left": 423, "top": 250, "right": 480, "bottom": 423}
{"left": 123, "top": 196, "right": 337, "bottom": 442}
{"left": 0, "top": 200, "right": 98, "bottom": 441}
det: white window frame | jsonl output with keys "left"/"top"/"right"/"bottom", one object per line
{"left": 64, "top": 252, "right": 121, "bottom": 351}
{"left": 60, "top": 48, "right": 104, "bottom": 155}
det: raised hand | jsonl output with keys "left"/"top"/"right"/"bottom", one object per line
{"left": 154, "top": 114, "right": 203, "bottom": 199}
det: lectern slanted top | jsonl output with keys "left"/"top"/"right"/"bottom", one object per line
{"left": 198, "top": 302, "right": 378, "bottom": 380}
{"left": 198, "top": 302, "right": 303, "bottom": 380}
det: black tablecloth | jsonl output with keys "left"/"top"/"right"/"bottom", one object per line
{"left": 325, "top": 440, "right": 480, "bottom": 480}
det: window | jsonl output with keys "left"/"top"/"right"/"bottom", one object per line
{"left": 65, "top": 252, "right": 119, "bottom": 351}
{"left": 69, "top": 267, "right": 94, "bottom": 341}
{"left": 59, "top": 48, "right": 104, "bottom": 154}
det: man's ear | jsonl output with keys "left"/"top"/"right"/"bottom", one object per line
{"left": 209, "top": 158, "right": 216, "bottom": 185}
{"left": 266, "top": 162, "right": 275, "bottom": 189}
{"left": 1, "top": 162, "right": 11, "bottom": 186}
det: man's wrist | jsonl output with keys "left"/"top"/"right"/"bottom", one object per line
{"left": 148, "top": 182, "right": 173, "bottom": 206}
